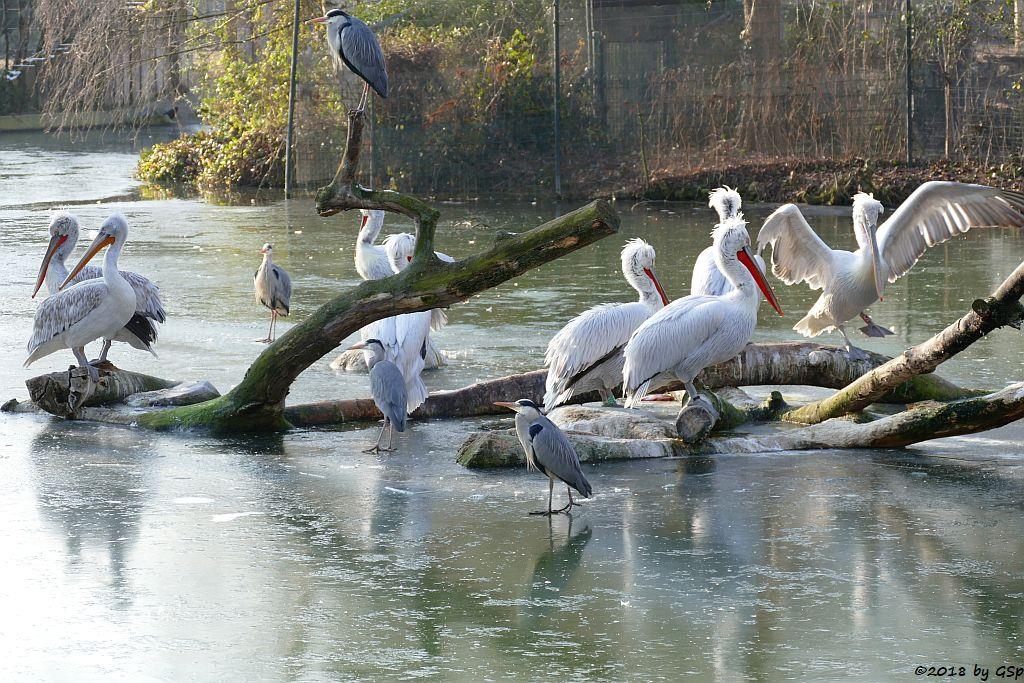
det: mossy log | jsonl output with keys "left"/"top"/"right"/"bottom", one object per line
{"left": 26, "top": 366, "right": 177, "bottom": 417}
{"left": 784, "top": 261, "right": 1024, "bottom": 424}
{"left": 284, "top": 343, "right": 978, "bottom": 428}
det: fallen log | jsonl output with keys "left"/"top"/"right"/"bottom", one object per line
{"left": 26, "top": 367, "right": 177, "bottom": 417}
{"left": 785, "top": 260, "right": 1024, "bottom": 424}
{"left": 284, "top": 343, "right": 980, "bottom": 427}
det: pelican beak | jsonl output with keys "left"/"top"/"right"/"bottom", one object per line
{"left": 493, "top": 401, "right": 517, "bottom": 411}
{"left": 32, "top": 233, "right": 67, "bottom": 298}
{"left": 738, "top": 246, "right": 784, "bottom": 316}
{"left": 307, "top": 16, "right": 328, "bottom": 24}
{"left": 360, "top": 214, "right": 368, "bottom": 229}
{"left": 643, "top": 267, "right": 669, "bottom": 306}
{"left": 869, "top": 229, "right": 886, "bottom": 301}
{"left": 59, "top": 232, "right": 113, "bottom": 291}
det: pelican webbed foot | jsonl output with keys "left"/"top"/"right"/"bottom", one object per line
{"left": 859, "top": 312, "right": 894, "bottom": 337}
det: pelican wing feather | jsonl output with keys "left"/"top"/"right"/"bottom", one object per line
{"left": 27, "top": 281, "right": 105, "bottom": 357}
{"left": 756, "top": 204, "right": 837, "bottom": 290}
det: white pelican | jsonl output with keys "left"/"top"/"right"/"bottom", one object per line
{"left": 690, "top": 187, "right": 766, "bottom": 298}
{"left": 383, "top": 231, "right": 454, "bottom": 339}
{"left": 756, "top": 182, "right": 1024, "bottom": 359}
{"left": 254, "top": 243, "right": 292, "bottom": 343}
{"left": 25, "top": 214, "right": 139, "bottom": 383}
{"left": 354, "top": 209, "right": 393, "bottom": 281}
{"left": 32, "top": 211, "right": 165, "bottom": 363}
{"left": 543, "top": 238, "right": 668, "bottom": 410}
{"left": 623, "top": 217, "right": 784, "bottom": 415}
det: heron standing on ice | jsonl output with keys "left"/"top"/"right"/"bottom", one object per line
{"left": 310, "top": 8, "right": 388, "bottom": 113}
{"left": 495, "top": 399, "right": 593, "bottom": 516}
{"left": 254, "top": 243, "right": 292, "bottom": 343}
{"left": 357, "top": 338, "right": 407, "bottom": 453}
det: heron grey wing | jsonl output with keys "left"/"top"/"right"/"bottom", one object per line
{"left": 529, "top": 417, "right": 591, "bottom": 497}
{"left": 274, "top": 265, "right": 293, "bottom": 313}
{"left": 370, "top": 361, "right": 407, "bottom": 428}
{"left": 340, "top": 18, "right": 388, "bottom": 97}
{"left": 118, "top": 269, "right": 166, "bottom": 322}
{"left": 877, "top": 182, "right": 1024, "bottom": 282}
{"left": 27, "top": 281, "right": 105, "bottom": 353}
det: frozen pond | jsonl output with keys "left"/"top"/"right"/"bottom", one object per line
{"left": 1, "top": 131, "right": 1024, "bottom": 679}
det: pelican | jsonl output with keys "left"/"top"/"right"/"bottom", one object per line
{"left": 32, "top": 211, "right": 165, "bottom": 363}
{"left": 310, "top": 9, "right": 388, "bottom": 113}
{"left": 380, "top": 231, "right": 454, "bottom": 333}
{"left": 757, "top": 182, "right": 1024, "bottom": 359}
{"left": 543, "top": 238, "right": 668, "bottom": 410}
{"left": 494, "top": 399, "right": 593, "bottom": 516}
{"left": 253, "top": 243, "right": 292, "bottom": 343}
{"left": 26, "top": 214, "right": 139, "bottom": 383}
{"left": 623, "top": 217, "right": 784, "bottom": 416}
{"left": 690, "top": 187, "right": 766, "bottom": 298}
{"left": 354, "top": 209, "right": 393, "bottom": 281}
{"left": 358, "top": 338, "right": 407, "bottom": 453}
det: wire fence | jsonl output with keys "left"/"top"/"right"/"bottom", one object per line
{"left": 8, "top": 0, "right": 1024, "bottom": 195}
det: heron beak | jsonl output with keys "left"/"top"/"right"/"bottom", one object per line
{"left": 59, "top": 232, "right": 113, "bottom": 291}
{"left": 32, "top": 233, "right": 67, "bottom": 298}
{"left": 493, "top": 401, "right": 517, "bottom": 411}
{"left": 643, "top": 267, "right": 669, "bottom": 306}
{"left": 737, "top": 246, "right": 784, "bottom": 316}
{"left": 348, "top": 341, "right": 367, "bottom": 350}
{"left": 869, "top": 229, "right": 885, "bottom": 301}
{"left": 307, "top": 16, "right": 328, "bottom": 24}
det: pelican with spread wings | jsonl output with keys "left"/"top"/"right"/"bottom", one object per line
{"left": 757, "top": 182, "right": 1024, "bottom": 359}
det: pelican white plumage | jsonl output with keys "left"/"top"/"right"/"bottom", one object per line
{"left": 253, "top": 243, "right": 292, "bottom": 343}
{"left": 354, "top": 209, "right": 392, "bottom": 281}
{"left": 543, "top": 238, "right": 668, "bottom": 410}
{"left": 32, "top": 211, "right": 165, "bottom": 362}
{"left": 383, "top": 231, "right": 454, "bottom": 332}
{"left": 691, "top": 187, "right": 766, "bottom": 298}
{"left": 623, "top": 217, "right": 784, "bottom": 414}
{"left": 26, "top": 214, "right": 139, "bottom": 383}
{"left": 756, "top": 182, "right": 1024, "bottom": 359}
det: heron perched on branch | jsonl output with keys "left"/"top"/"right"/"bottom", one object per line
{"left": 757, "top": 182, "right": 1024, "bottom": 359}
{"left": 495, "top": 399, "right": 593, "bottom": 516}
{"left": 32, "top": 211, "right": 164, "bottom": 363}
{"left": 253, "top": 243, "right": 292, "bottom": 343}
{"left": 310, "top": 8, "right": 388, "bottom": 113}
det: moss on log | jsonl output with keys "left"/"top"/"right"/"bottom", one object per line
{"left": 784, "top": 261, "right": 1024, "bottom": 425}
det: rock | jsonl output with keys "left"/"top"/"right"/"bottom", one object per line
{"left": 547, "top": 404, "right": 677, "bottom": 440}
{"left": 126, "top": 380, "right": 220, "bottom": 407}
{"left": 329, "top": 341, "right": 448, "bottom": 373}
{"left": 456, "top": 428, "right": 689, "bottom": 468}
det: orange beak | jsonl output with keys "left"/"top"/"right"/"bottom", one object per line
{"left": 32, "top": 233, "right": 67, "bottom": 298}
{"left": 493, "top": 401, "right": 516, "bottom": 410}
{"left": 307, "top": 16, "right": 328, "bottom": 24}
{"left": 737, "top": 246, "right": 783, "bottom": 316}
{"left": 59, "top": 233, "right": 114, "bottom": 291}
{"left": 348, "top": 341, "right": 367, "bottom": 350}
{"left": 643, "top": 267, "right": 669, "bottom": 306}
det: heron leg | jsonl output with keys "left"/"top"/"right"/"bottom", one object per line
{"left": 383, "top": 420, "right": 398, "bottom": 452}
{"left": 554, "top": 486, "right": 576, "bottom": 514}
{"left": 529, "top": 478, "right": 556, "bottom": 516}
{"left": 363, "top": 419, "right": 388, "bottom": 453}
{"left": 838, "top": 325, "right": 870, "bottom": 361}
{"left": 356, "top": 83, "right": 369, "bottom": 112}
{"left": 859, "top": 312, "right": 894, "bottom": 338}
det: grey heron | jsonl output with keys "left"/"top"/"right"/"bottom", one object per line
{"left": 543, "top": 238, "right": 668, "bottom": 411}
{"left": 757, "top": 182, "right": 1024, "bottom": 359}
{"left": 494, "top": 399, "right": 593, "bottom": 516}
{"left": 356, "top": 338, "right": 407, "bottom": 453}
{"left": 690, "top": 187, "right": 766, "bottom": 300}
{"left": 310, "top": 8, "right": 388, "bottom": 113}
{"left": 32, "top": 211, "right": 165, "bottom": 364}
{"left": 253, "top": 243, "right": 292, "bottom": 343}
{"left": 26, "top": 214, "right": 139, "bottom": 384}
{"left": 622, "top": 217, "right": 784, "bottom": 418}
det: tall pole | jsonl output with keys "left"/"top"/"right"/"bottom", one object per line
{"left": 552, "top": 0, "right": 562, "bottom": 198}
{"left": 905, "top": 0, "right": 913, "bottom": 166}
{"left": 284, "top": 0, "right": 301, "bottom": 198}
